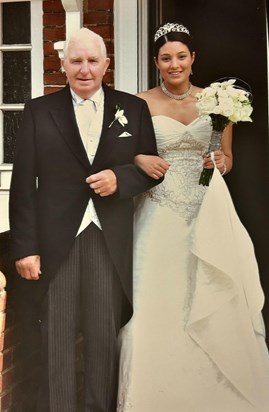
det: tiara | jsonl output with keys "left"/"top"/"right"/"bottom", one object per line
{"left": 154, "top": 23, "right": 190, "bottom": 42}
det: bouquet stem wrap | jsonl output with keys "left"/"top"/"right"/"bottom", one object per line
{"left": 199, "top": 129, "right": 223, "bottom": 186}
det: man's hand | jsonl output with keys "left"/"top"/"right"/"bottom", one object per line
{"left": 16, "top": 255, "right": 41, "bottom": 280}
{"left": 86, "top": 170, "right": 117, "bottom": 197}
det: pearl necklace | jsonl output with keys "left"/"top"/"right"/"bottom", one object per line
{"left": 160, "top": 81, "right": 193, "bottom": 100}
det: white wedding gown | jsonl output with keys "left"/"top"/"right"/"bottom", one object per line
{"left": 117, "top": 115, "right": 269, "bottom": 412}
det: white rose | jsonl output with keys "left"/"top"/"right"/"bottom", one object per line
{"left": 196, "top": 96, "right": 217, "bottom": 114}
{"left": 215, "top": 96, "right": 234, "bottom": 117}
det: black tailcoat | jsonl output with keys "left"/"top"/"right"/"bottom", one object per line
{"left": 9, "top": 84, "right": 161, "bottom": 322}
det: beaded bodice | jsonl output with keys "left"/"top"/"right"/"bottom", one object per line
{"left": 145, "top": 115, "right": 213, "bottom": 223}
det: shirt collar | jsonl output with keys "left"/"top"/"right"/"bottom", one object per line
{"left": 71, "top": 87, "right": 104, "bottom": 108}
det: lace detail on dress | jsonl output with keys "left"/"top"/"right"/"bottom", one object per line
{"left": 183, "top": 241, "right": 198, "bottom": 326}
{"left": 144, "top": 134, "right": 208, "bottom": 224}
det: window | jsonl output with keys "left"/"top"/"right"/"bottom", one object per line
{"left": 0, "top": 0, "right": 42, "bottom": 232}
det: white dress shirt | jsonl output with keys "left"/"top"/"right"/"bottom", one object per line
{"left": 71, "top": 87, "right": 104, "bottom": 235}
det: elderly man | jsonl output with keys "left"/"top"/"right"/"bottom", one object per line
{"left": 9, "top": 28, "right": 163, "bottom": 412}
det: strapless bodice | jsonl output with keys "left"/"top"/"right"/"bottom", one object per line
{"left": 152, "top": 115, "right": 212, "bottom": 159}
{"left": 145, "top": 115, "right": 213, "bottom": 223}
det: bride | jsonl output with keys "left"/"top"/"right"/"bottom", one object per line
{"left": 117, "top": 22, "right": 269, "bottom": 412}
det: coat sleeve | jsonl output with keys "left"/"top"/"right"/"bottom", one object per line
{"left": 9, "top": 102, "right": 40, "bottom": 260}
{"left": 111, "top": 98, "right": 163, "bottom": 199}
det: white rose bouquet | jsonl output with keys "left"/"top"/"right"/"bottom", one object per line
{"left": 196, "top": 78, "right": 253, "bottom": 185}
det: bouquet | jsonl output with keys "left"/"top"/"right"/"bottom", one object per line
{"left": 196, "top": 78, "right": 253, "bottom": 186}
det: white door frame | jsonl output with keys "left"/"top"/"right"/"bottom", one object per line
{"left": 114, "top": 0, "right": 148, "bottom": 94}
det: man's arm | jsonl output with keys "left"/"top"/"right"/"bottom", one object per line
{"left": 9, "top": 102, "right": 40, "bottom": 262}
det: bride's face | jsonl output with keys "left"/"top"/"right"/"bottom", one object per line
{"left": 155, "top": 41, "right": 195, "bottom": 87}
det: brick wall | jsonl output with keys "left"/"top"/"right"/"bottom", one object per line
{"left": 83, "top": 0, "right": 115, "bottom": 86}
{"left": 1, "top": 1, "right": 115, "bottom": 410}
{"left": 43, "top": 0, "right": 66, "bottom": 94}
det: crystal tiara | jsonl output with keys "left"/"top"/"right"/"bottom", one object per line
{"left": 154, "top": 23, "right": 190, "bottom": 42}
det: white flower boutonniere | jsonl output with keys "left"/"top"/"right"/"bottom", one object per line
{"left": 109, "top": 105, "right": 128, "bottom": 128}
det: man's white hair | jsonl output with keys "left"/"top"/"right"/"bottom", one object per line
{"left": 63, "top": 27, "right": 107, "bottom": 60}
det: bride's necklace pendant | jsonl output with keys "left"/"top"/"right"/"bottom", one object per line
{"left": 161, "top": 81, "right": 193, "bottom": 100}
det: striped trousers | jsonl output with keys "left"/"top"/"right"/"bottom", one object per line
{"left": 37, "top": 223, "right": 123, "bottom": 412}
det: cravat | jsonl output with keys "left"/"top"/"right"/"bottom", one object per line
{"left": 75, "top": 99, "right": 96, "bottom": 150}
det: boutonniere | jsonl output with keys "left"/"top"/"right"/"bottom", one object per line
{"left": 109, "top": 104, "right": 128, "bottom": 128}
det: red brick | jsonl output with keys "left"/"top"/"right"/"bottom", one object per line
{"left": 43, "top": 27, "right": 66, "bottom": 42}
{"left": 0, "top": 390, "right": 12, "bottom": 411}
{"left": 43, "top": 13, "right": 65, "bottom": 27}
{"left": 44, "top": 56, "right": 61, "bottom": 71}
{"left": 84, "top": 11, "right": 113, "bottom": 25}
{"left": 106, "top": 56, "right": 114, "bottom": 70}
{"left": 3, "top": 348, "right": 13, "bottom": 371}
{"left": 44, "top": 41, "right": 59, "bottom": 56}
{"left": 43, "top": 0, "right": 64, "bottom": 13}
{"left": 105, "top": 39, "right": 114, "bottom": 55}
{"left": 44, "top": 72, "right": 67, "bottom": 85}
{"left": 2, "top": 365, "right": 21, "bottom": 392}
{"left": 2, "top": 324, "right": 19, "bottom": 348}
{"left": 86, "top": 0, "right": 113, "bottom": 10}
{"left": 103, "top": 70, "right": 114, "bottom": 84}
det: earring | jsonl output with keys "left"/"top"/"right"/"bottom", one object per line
{"left": 191, "top": 67, "right": 193, "bottom": 75}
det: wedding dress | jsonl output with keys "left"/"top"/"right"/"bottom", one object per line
{"left": 117, "top": 115, "right": 269, "bottom": 412}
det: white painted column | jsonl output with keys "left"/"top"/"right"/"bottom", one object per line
{"left": 114, "top": 0, "right": 138, "bottom": 94}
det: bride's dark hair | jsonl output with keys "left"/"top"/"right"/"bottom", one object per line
{"left": 154, "top": 23, "right": 194, "bottom": 58}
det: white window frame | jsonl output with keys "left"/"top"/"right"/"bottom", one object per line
{"left": 0, "top": 0, "right": 43, "bottom": 232}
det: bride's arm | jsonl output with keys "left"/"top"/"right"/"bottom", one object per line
{"left": 135, "top": 154, "right": 170, "bottom": 180}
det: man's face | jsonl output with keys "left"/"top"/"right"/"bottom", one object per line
{"left": 62, "top": 38, "right": 110, "bottom": 99}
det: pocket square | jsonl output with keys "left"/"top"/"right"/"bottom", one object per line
{"left": 118, "top": 131, "right": 132, "bottom": 138}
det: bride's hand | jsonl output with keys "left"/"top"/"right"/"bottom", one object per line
{"left": 135, "top": 154, "right": 170, "bottom": 180}
{"left": 203, "top": 150, "right": 226, "bottom": 173}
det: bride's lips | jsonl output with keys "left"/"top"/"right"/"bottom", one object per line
{"left": 169, "top": 71, "right": 182, "bottom": 77}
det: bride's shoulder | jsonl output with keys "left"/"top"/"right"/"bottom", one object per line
{"left": 136, "top": 87, "right": 160, "bottom": 103}
{"left": 191, "top": 85, "right": 203, "bottom": 96}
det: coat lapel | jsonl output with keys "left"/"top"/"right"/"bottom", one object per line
{"left": 49, "top": 84, "right": 120, "bottom": 170}
{"left": 91, "top": 84, "right": 118, "bottom": 166}
{"left": 49, "top": 86, "right": 91, "bottom": 170}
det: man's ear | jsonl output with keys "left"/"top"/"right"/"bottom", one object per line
{"left": 61, "top": 59, "right": 66, "bottom": 73}
{"left": 103, "top": 58, "right": 111, "bottom": 75}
